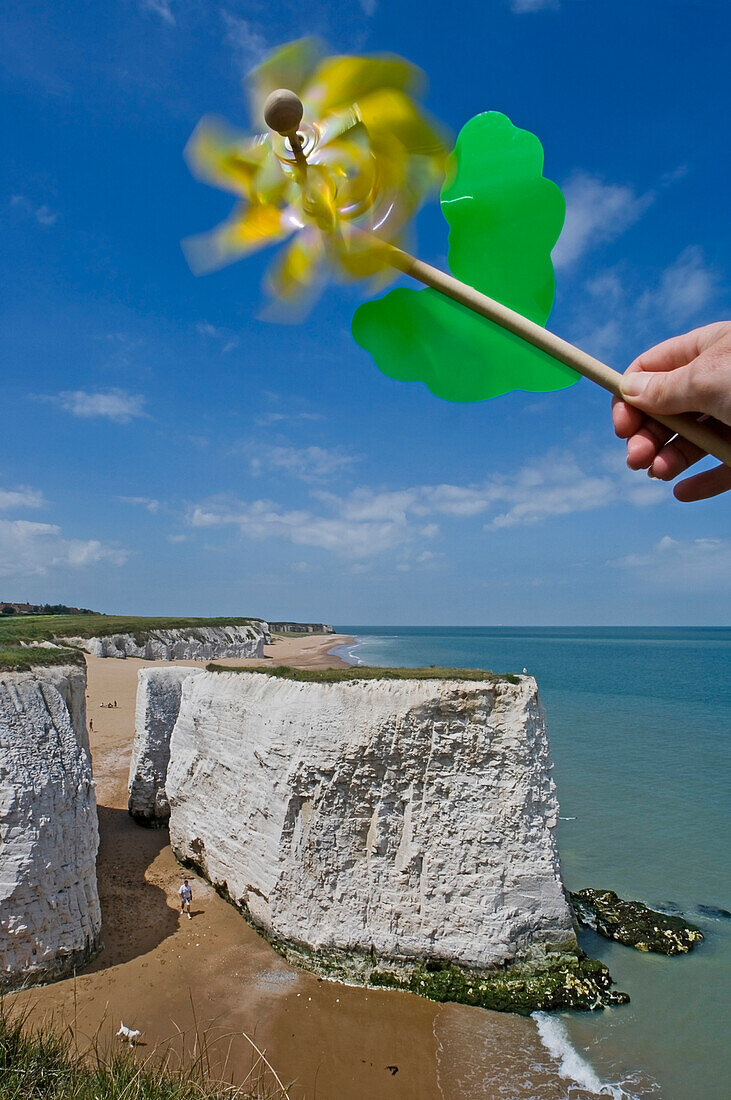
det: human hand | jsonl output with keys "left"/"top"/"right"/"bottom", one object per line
{"left": 612, "top": 322, "right": 731, "bottom": 501}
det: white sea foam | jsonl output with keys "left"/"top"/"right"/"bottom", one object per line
{"left": 532, "top": 1013, "right": 637, "bottom": 1099}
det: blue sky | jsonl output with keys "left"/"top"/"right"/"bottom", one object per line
{"left": 2, "top": 0, "right": 729, "bottom": 625}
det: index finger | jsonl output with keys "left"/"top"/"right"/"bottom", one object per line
{"left": 628, "top": 323, "right": 725, "bottom": 375}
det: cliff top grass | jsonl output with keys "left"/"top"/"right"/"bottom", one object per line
{"left": 0, "top": 646, "right": 86, "bottom": 673}
{"left": 207, "top": 663, "right": 521, "bottom": 685}
{"left": 0, "top": 615, "right": 263, "bottom": 671}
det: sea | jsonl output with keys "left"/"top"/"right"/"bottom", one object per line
{"left": 332, "top": 626, "right": 730, "bottom": 1100}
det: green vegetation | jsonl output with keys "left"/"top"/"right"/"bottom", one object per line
{"left": 0, "top": 646, "right": 85, "bottom": 673}
{"left": 369, "top": 953, "right": 630, "bottom": 1015}
{"left": 207, "top": 663, "right": 521, "bottom": 685}
{"left": 0, "top": 1003, "right": 286, "bottom": 1099}
{"left": 0, "top": 615, "right": 261, "bottom": 647}
{"left": 0, "top": 615, "right": 263, "bottom": 672}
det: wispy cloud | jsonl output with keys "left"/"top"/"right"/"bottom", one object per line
{"left": 242, "top": 443, "right": 359, "bottom": 482}
{"left": 572, "top": 246, "right": 721, "bottom": 362}
{"left": 610, "top": 535, "right": 731, "bottom": 588}
{"left": 0, "top": 520, "right": 128, "bottom": 577}
{"left": 553, "top": 173, "right": 654, "bottom": 269}
{"left": 0, "top": 485, "right": 46, "bottom": 511}
{"left": 221, "top": 10, "right": 266, "bottom": 73}
{"left": 140, "top": 0, "right": 175, "bottom": 25}
{"left": 255, "top": 410, "right": 325, "bottom": 427}
{"left": 185, "top": 449, "right": 664, "bottom": 558}
{"left": 10, "top": 194, "right": 59, "bottom": 227}
{"left": 359, "top": 0, "right": 378, "bottom": 14}
{"left": 44, "top": 389, "right": 149, "bottom": 423}
{"left": 196, "top": 321, "right": 239, "bottom": 353}
{"left": 120, "top": 496, "right": 161, "bottom": 514}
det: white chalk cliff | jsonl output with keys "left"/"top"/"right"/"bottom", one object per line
{"left": 166, "top": 671, "right": 576, "bottom": 979}
{"left": 128, "top": 667, "right": 204, "bottom": 826}
{"left": 0, "top": 664, "right": 101, "bottom": 989}
{"left": 63, "top": 622, "right": 269, "bottom": 661}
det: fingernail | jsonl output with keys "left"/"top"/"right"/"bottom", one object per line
{"left": 620, "top": 374, "right": 649, "bottom": 398}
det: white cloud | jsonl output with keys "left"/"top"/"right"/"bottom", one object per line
{"left": 640, "top": 245, "right": 718, "bottom": 321}
{"left": 573, "top": 246, "right": 720, "bottom": 361}
{"left": 0, "top": 485, "right": 45, "bottom": 511}
{"left": 360, "top": 0, "right": 378, "bottom": 14}
{"left": 221, "top": 10, "right": 266, "bottom": 73}
{"left": 0, "top": 520, "right": 128, "bottom": 577}
{"left": 10, "top": 194, "right": 59, "bottom": 227}
{"left": 186, "top": 449, "right": 664, "bottom": 558}
{"left": 248, "top": 444, "right": 358, "bottom": 482}
{"left": 140, "top": 0, "right": 175, "bottom": 24}
{"left": 255, "top": 410, "right": 324, "bottom": 427}
{"left": 553, "top": 173, "right": 654, "bottom": 269}
{"left": 610, "top": 535, "right": 731, "bottom": 588}
{"left": 510, "top": 0, "right": 559, "bottom": 11}
{"left": 196, "top": 321, "right": 239, "bottom": 353}
{"left": 188, "top": 498, "right": 412, "bottom": 558}
{"left": 120, "top": 496, "right": 161, "bottom": 514}
{"left": 46, "top": 389, "right": 149, "bottom": 423}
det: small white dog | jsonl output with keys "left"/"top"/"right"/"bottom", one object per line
{"left": 116, "top": 1022, "right": 143, "bottom": 1047}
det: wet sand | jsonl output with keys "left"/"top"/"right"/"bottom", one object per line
{"left": 9, "top": 634, "right": 605, "bottom": 1099}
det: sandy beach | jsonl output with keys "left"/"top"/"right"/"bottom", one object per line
{"left": 9, "top": 633, "right": 600, "bottom": 1100}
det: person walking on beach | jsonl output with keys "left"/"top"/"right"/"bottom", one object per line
{"left": 179, "top": 878, "right": 192, "bottom": 919}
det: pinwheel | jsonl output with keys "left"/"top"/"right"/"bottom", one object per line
{"left": 184, "top": 39, "right": 731, "bottom": 466}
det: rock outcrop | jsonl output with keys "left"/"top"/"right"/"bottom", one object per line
{"left": 164, "top": 668, "right": 627, "bottom": 1012}
{"left": 0, "top": 664, "right": 101, "bottom": 989}
{"left": 570, "top": 889, "right": 704, "bottom": 954}
{"left": 63, "top": 622, "right": 269, "bottom": 660}
{"left": 128, "top": 667, "right": 204, "bottom": 826}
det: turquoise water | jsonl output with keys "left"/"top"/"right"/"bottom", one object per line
{"left": 334, "top": 627, "right": 731, "bottom": 1100}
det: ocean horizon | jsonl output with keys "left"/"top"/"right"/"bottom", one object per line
{"left": 332, "top": 625, "right": 731, "bottom": 1100}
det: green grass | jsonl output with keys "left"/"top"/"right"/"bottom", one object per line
{"left": 0, "top": 646, "right": 85, "bottom": 673}
{"left": 207, "top": 663, "right": 521, "bottom": 685}
{"left": 0, "top": 1003, "right": 287, "bottom": 1100}
{"left": 0, "top": 616, "right": 265, "bottom": 672}
{"left": 0, "top": 615, "right": 263, "bottom": 647}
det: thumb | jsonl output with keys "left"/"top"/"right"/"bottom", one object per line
{"left": 619, "top": 358, "right": 709, "bottom": 415}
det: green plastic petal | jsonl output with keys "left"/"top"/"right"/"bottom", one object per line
{"left": 352, "top": 112, "right": 579, "bottom": 401}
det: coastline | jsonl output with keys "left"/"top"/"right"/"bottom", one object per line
{"left": 7, "top": 630, "right": 635, "bottom": 1099}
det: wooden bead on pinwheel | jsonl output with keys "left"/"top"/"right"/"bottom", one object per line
{"left": 263, "top": 89, "right": 304, "bottom": 136}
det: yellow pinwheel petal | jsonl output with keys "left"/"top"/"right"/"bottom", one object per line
{"left": 356, "top": 89, "right": 448, "bottom": 158}
{"left": 266, "top": 229, "right": 323, "bottom": 301}
{"left": 246, "top": 38, "right": 320, "bottom": 124}
{"left": 185, "top": 118, "right": 273, "bottom": 196}
{"left": 306, "top": 54, "right": 420, "bottom": 117}
{"left": 183, "top": 203, "right": 289, "bottom": 274}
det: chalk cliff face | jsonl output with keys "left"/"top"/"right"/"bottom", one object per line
{"left": 167, "top": 671, "right": 576, "bottom": 979}
{"left": 268, "top": 622, "right": 334, "bottom": 635}
{"left": 129, "top": 667, "right": 204, "bottom": 826}
{"left": 0, "top": 664, "right": 101, "bottom": 989}
{"left": 64, "top": 622, "right": 269, "bottom": 660}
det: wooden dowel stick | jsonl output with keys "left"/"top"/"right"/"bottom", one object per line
{"left": 386, "top": 244, "right": 731, "bottom": 468}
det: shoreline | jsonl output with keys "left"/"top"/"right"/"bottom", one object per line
{"left": 8, "top": 631, "right": 610, "bottom": 1099}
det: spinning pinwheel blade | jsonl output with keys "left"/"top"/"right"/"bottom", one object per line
{"left": 184, "top": 39, "right": 731, "bottom": 467}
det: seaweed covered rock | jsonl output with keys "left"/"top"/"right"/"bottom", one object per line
{"left": 570, "top": 889, "right": 704, "bottom": 954}
{"left": 370, "top": 951, "right": 629, "bottom": 1015}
